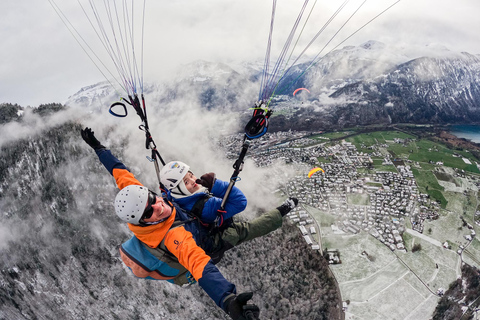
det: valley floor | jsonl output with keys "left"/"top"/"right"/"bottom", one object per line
{"left": 260, "top": 126, "right": 480, "bottom": 320}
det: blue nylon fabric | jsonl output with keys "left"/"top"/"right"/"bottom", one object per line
{"left": 170, "top": 179, "right": 247, "bottom": 223}
{"left": 96, "top": 149, "right": 128, "bottom": 174}
{"left": 198, "top": 263, "right": 237, "bottom": 311}
{"left": 122, "top": 236, "right": 180, "bottom": 279}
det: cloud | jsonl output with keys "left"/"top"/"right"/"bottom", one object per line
{"left": 2, "top": 0, "right": 480, "bottom": 107}
{"left": 0, "top": 225, "right": 14, "bottom": 250}
{"left": 0, "top": 107, "right": 88, "bottom": 149}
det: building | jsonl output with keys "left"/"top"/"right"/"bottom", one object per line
{"left": 299, "top": 225, "right": 308, "bottom": 236}
{"left": 304, "top": 235, "right": 313, "bottom": 245}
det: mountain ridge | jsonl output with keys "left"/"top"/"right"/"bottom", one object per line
{"left": 65, "top": 41, "right": 480, "bottom": 132}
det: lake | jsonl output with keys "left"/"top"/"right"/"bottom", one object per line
{"left": 449, "top": 125, "right": 480, "bottom": 144}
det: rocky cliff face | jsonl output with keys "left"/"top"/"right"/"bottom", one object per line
{"left": 327, "top": 52, "right": 480, "bottom": 127}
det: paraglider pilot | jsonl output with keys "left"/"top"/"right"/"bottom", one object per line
{"left": 81, "top": 127, "right": 298, "bottom": 320}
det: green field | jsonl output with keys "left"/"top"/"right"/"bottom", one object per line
{"left": 344, "top": 130, "right": 480, "bottom": 174}
{"left": 374, "top": 165, "right": 398, "bottom": 173}
{"left": 346, "top": 131, "right": 415, "bottom": 148}
{"left": 407, "top": 140, "right": 479, "bottom": 173}
{"left": 411, "top": 163, "right": 448, "bottom": 208}
{"left": 388, "top": 141, "right": 418, "bottom": 159}
{"left": 317, "top": 156, "right": 332, "bottom": 164}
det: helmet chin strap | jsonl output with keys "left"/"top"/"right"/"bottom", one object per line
{"left": 171, "top": 180, "right": 192, "bottom": 197}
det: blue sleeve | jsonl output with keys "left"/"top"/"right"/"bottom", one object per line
{"left": 198, "top": 262, "right": 237, "bottom": 312}
{"left": 164, "top": 226, "right": 236, "bottom": 312}
{"left": 202, "top": 179, "right": 247, "bottom": 222}
{"left": 95, "top": 148, "right": 128, "bottom": 175}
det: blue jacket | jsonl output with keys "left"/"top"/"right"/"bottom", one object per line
{"left": 167, "top": 179, "right": 247, "bottom": 224}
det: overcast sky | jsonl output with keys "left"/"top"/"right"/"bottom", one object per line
{"left": 1, "top": 0, "right": 479, "bottom": 107}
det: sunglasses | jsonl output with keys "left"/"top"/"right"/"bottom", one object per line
{"left": 142, "top": 191, "right": 157, "bottom": 221}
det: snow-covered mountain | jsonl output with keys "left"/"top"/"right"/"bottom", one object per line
{"left": 327, "top": 51, "right": 480, "bottom": 126}
{"left": 66, "top": 41, "right": 480, "bottom": 132}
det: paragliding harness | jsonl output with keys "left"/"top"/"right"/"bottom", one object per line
{"left": 119, "top": 198, "right": 229, "bottom": 284}
{"left": 191, "top": 193, "right": 234, "bottom": 239}
{"left": 119, "top": 220, "right": 196, "bottom": 286}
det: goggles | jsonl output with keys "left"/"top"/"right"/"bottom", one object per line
{"left": 141, "top": 191, "right": 157, "bottom": 221}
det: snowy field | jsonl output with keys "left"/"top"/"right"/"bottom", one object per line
{"left": 326, "top": 231, "right": 444, "bottom": 320}
{"left": 304, "top": 205, "right": 472, "bottom": 320}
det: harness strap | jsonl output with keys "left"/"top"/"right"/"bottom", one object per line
{"left": 191, "top": 195, "right": 212, "bottom": 219}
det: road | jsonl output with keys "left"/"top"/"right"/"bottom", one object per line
{"left": 405, "top": 228, "right": 443, "bottom": 247}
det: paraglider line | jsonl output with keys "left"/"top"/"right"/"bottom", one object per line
{"left": 262, "top": 0, "right": 310, "bottom": 101}
{"left": 276, "top": 0, "right": 401, "bottom": 97}
{"left": 276, "top": 0, "right": 367, "bottom": 96}
{"left": 47, "top": 0, "right": 124, "bottom": 95}
{"left": 263, "top": 0, "right": 320, "bottom": 104}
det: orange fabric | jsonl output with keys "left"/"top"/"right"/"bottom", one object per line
{"left": 163, "top": 226, "right": 211, "bottom": 280}
{"left": 112, "top": 168, "right": 142, "bottom": 190}
{"left": 127, "top": 208, "right": 176, "bottom": 248}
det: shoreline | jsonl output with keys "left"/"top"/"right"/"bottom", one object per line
{"left": 437, "top": 131, "right": 480, "bottom": 149}
{"left": 448, "top": 125, "right": 480, "bottom": 144}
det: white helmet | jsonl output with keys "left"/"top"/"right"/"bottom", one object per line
{"left": 114, "top": 185, "right": 149, "bottom": 225}
{"left": 160, "top": 161, "right": 192, "bottom": 197}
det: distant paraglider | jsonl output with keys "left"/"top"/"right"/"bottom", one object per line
{"left": 293, "top": 88, "right": 310, "bottom": 96}
{"left": 308, "top": 167, "right": 324, "bottom": 178}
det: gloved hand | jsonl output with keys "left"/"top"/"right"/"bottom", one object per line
{"left": 196, "top": 172, "right": 216, "bottom": 192}
{"left": 81, "top": 127, "right": 105, "bottom": 151}
{"left": 225, "top": 292, "right": 260, "bottom": 320}
{"left": 277, "top": 197, "right": 299, "bottom": 216}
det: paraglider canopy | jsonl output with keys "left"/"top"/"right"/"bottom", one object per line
{"left": 308, "top": 167, "right": 324, "bottom": 178}
{"left": 293, "top": 88, "right": 310, "bottom": 96}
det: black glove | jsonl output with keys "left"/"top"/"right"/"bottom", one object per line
{"left": 81, "top": 127, "right": 105, "bottom": 151}
{"left": 225, "top": 292, "right": 260, "bottom": 320}
{"left": 277, "top": 197, "right": 299, "bottom": 216}
{"left": 196, "top": 172, "right": 216, "bottom": 192}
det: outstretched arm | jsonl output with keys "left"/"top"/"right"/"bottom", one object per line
{"left": 81, "top": 127, "right": 142, "bottom": 190}
{"left": 163, "top": 226, "right": 235, "bottom": 310}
